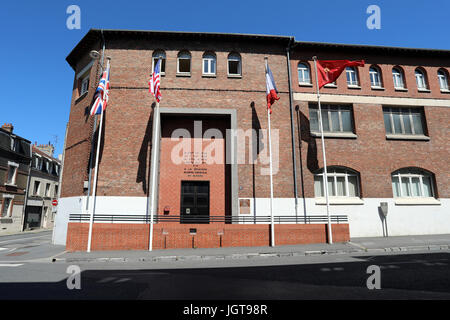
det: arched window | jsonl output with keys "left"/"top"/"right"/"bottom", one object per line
{"left": 346, "top": 67, "right": 359, "bottom": 86}
{"left": 415, "top": 68, "right": 428, "bottom": 90}
{"left": 177, "top": 51, "right": 191, "bottom": 75}
{"left": 369, "top": 66, "right": 382, "bottom": 88}
{"left": 437, "top": 69, "right": 449, "bottom": 91}
{"left": 202, "top": 52, "right": 216, "bottom": 75}
{"left": 227, "top": 52, "right": 241, "bottom": 76}
{"left": 392, "top": 67, "right": 405, "bottom": 89}
{"left": 314, "top": 167, "right": 360, "bottom": 198}
{"left": 152, "top": 50, "right": 166, "bottom": 75}
{"left": 391, "top": 168, "right": 435, "bottom": 198}
{"left": 298, "top": 63, "right": 311, "bottom": 85}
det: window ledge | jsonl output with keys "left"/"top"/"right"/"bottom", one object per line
{"left": 202, "top": 74, "right": 216, "bottom": 78}
{"left": 310, "top": 132, "right": 357, "bottom": 139}
{"left": 227, "top": 74, "right": 242, "bottom": 79}
{"left": 394, "top": 198, "right": 441, "bottom": 205}
{"left": 324, "top": 84, "right": 337, "bottom": 88}
{"left": 394, "top": 87, "right": 408, "bottom": 92}
{"left": 299, "top": 82, "right": 313, "bottom": 87}
{"left": 386, "top": 134, "right": 430, "bottom": 141}
{"left": 176, "top": 72, "right": 191, "bottom": 77}
{"left": 315, "top": 197, "right": 364, "bottom": 205}
{"left": 4, "top": 183, "right": 17, "bottom": 187}
{"left": 440, "top": 89, "right": 450, "bottom": 93}
{"left": 347, "top": 85, "right": 361, "bottom": 89}
{"left": 371, "top": 86, "right": 385, "bottom": 91}
{"left": 75, "top": 91, "right": 88, "bottom": 103}
{"left": 418, "top": 88, "right": 431, "bottom": 93}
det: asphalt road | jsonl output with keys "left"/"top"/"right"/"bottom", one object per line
{"left": 0, "top": 231, "right": 449, "bottom": 300}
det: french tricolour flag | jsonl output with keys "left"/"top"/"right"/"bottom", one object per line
{"left": 265, "top": 63, "right": 279, "bottom": 114}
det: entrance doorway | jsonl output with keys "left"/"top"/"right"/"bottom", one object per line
{"left": 180, "top": 181, "right": 210, "bottom": 223}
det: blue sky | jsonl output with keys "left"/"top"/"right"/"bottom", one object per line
{"left": 0, "top": 0, "right": 448, "bottom": 156}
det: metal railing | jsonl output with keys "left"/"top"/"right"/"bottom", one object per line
{"left": 69, "top": 214, "right": 348, "bottom": 224}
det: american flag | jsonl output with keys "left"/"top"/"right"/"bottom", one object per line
{"left": 90, "top": 61, "right": 110, "bottom": 116}
{"left": 149, "top": 58, "right": 162, "bottom": 102}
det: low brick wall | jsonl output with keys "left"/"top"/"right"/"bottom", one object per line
{"left": 66, "top": 222, "right": 350, "bottom": 251}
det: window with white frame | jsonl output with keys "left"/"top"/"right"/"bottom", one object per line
{"left": 298, "top": 63, "right": 311, "bottom": 84}
{"left": 80, "top": 75, "right": 89, "bottom": 96}
{"left": 415, "top": 68, "right": 428, "bottom": 90}
{"left": 392, "top": 67, "right": 405, "bottom": 89}
{"left": 309, "top": 104, "right": 354, "bottom": 133}
{"left": 177, "top": 51, "right": 191, "bottom": 74}
{"left": 54, "top": 185, "right": 59, "bottom": 197}
{"left": 6, "top": 162, "right": 18, "bottom": 185}
{"left": 383, "top": 107, "right": 426, "bottom": 136}
{"left": 152, "top": 50, "right": 166, "bottom": 75}
{"left": 438, "top": 69, "right": 449, "bottom": 91}
{"left": 45, "top": 183, "right": 51, "bottom": 197}
{"left": 369, "top": 66, "right": 382, "bottom": 87}
{"left": 346, "top": 67, "right": 359, "bottom": 86}
{"left": 314, "top": 167, "right": 360, "bottom": 198}
{"left": 391, "top": 168, "right": 435, "bottom": 198}
{"left": 1, "top": 196, "right": 13, "bottom": 217}
{"left": 202, "top": 53, "right": 216, "bottom": 75}
{"left": 227, "top": 53, "right": 241, "bottom": 76}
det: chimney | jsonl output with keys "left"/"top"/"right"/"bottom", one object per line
{"left": 1, "top": 123, "right": 13, "bottom": 133}
{"left": 35, "top": 143, "right": 55, "bottom": 157}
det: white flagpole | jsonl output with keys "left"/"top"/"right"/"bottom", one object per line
{"left": 265, "top": 57, "right": 275, "bottom": 247}
{"left": 148, "top": 58, "right": 162, "bottom": 251}
{"left": 313, "top": 56, "right": 333, "bottom": 244}
{"left": 87, "top": 58, "right": 110, "bottom": 252}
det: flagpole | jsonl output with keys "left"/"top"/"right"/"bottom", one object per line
{"left": 264, "top": 57, "right": 275, "bottom": 247}
{"left": 148, "top": 57, "right": 162, "bottom": 251}
{"left": 313, "top": 56, "right": 333, "bottom": 244}
{"left": 86, "top": 32, "right": 105, "bottom": 213}
{"left": 87, "top": 58, "right": 110, "bottom": 252}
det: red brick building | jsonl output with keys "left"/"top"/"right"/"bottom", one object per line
{"left": 53, "top": 29, "right": 450, "bottom": 251}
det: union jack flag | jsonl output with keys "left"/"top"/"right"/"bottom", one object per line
{"left": 90, "top": 61, "right": 110, "bottom": 116}
{"left": 149, "top": 58, "right": 162, "bottom": 102}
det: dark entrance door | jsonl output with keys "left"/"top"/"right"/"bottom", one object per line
{"left": 24, "top": 206, "right": 42, "bottom": 230}
{"left": 180, "top": 181, "right": 210, "bottom": 223}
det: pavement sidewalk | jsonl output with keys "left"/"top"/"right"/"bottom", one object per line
{"left": 53, "top": 233, "right": 450, "bottom": 264}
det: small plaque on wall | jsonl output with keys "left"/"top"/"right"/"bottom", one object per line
{"left": 239, "top": 199, "right": 251, "bottom": 214}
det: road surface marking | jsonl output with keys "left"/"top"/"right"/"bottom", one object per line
{"left": 0, "top": 263, "right": 23, "bottom": 267}
{"left": 0, "top": 234, "right": 49, "bottom": 245}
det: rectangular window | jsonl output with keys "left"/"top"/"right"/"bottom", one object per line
{"left": 203, "top": 57, "right": 216, "bottom": 75}
{"left": 1, "top": 198, "right": 12, "bottom": 217}
{"left": 383, "top": 107, "right": 426, "bottom": 136}
{"left": 80, "top": 76, "right": 89, "bottom": 95}
{"left": 6, "top": 166, "right": 17, "bottom": 185}
{"left": 45, "top": 183, "right": 51, "bottom": 197}
{"left": 34, "top": 181, "right": 41, "bottom": 196}
{"left": 178, "top": 57, "right": 191, "bottom": 74}
{"left": 54, "top": 185, "right": 59, "bottom": 197}
{"left": 309, "top": 104, "right": 354, "bottom": 134}
{"left": 346, "top": 68, "right": 359, "bottom": 86}
{"left": 152, "top": 58, "right": 166, "bottom": 75}
{"left": 228, "top": 58, "right": 241, "bottom": 76}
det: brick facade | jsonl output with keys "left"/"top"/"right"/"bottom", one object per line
{"left": 56, "top": 29, "right": 450, "bottom": 250}
{"left": 66, "top": 222, "right": 349, "bottom": 251}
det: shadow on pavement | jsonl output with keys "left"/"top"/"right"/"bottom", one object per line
{"left": 0, "top": 252, "right": 449, "bottom": 300}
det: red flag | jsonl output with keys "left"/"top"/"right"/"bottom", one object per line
{"left": 317, "top": 60, "right": 365, "bottom": 89}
